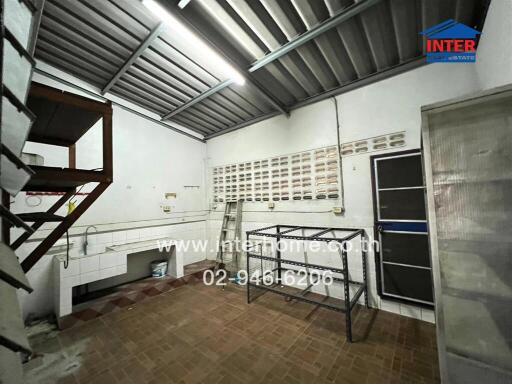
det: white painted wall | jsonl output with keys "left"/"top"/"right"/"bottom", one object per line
{"left": 15, "top": 65, "right": 208, "bottom": 320}
{"left": 475, "top": 0, "right": 512, "bottom": 90}
{"left": 206, "top": 63, "right": 481, "bottom": 322}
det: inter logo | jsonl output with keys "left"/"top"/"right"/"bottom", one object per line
{"left": 420, "top": 19, "right": 481, "bottom": 63}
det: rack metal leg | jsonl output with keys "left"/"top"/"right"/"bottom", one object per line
{"left": 362, "top": 232, "right": 369, "bottom": 309}
{"left": 246, "top": 233, "right": 251, "bottom": 304}
{"left": 342, "top": 249, "right": 352, "bottom": 343}
{"left": 276, "top": 225, "right": 282, "bottom": 284}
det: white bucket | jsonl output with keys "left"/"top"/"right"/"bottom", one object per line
{"left": 150, "top": 260, "right": 168, "bottom": 278}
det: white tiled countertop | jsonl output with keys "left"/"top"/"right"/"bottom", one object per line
{"left": 53, "top": 237, "right": 184, "bottom": 318}
{"left": 105, "top": 237, "right": 171, "bottom": 252}
{"left": 53, "top": 250, "right": 127, "bottom": 317}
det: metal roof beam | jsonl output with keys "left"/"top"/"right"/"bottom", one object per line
{"left": 101, "top": 23, "right": 165, "bottom": 94}
{"left": 248, "top": 78, "right": 289, "bottom": 116}
{"left": 249, "top": 0, "right": 383, "bottom": 73}
{"left": 159, "top": 72, "right": 289, "bottom": 118}
{"left": 152, "top": 3, "right": 290, "bottom": 120}
{"left": 162, "top": 79, "right": 234, "bottom": 120}
{"left": 160, "top": 0, "right": 380, "bottom": 123}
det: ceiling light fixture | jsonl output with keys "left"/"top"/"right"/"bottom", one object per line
{"left": 177, "top": 0, "right": 191, "bottom": 9}
{"left": 142, "top": 0, "right": 245, "bottom": 86}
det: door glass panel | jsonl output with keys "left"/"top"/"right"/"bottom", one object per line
{"left": 381, "top": 232, "right": 430, "bottom": 267}
{"left": 382, "top": 264, "right": 433, "bottom": 303}
{"left": 377, "top": 155, "right": 424, "bottom": 189}
{"left": 378, "top": 189, "right": 426, "bottom": 221}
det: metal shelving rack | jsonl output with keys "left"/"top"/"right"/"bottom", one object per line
{"left": 246, "top": 225, "right": 368, "bottom": 342}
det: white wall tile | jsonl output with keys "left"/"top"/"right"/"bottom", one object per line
{"left": 139, "top": 227, "right": 152, "bottom": 239}
{"left": 79, "top": 255, "right": 99, "bottom": 274}
{"left": 112, "top": 230, "right": 127, "bottom": 245}
{"left": 421, "top": 308, "right": 436, "bottom": 324}
{"left": 380, "top": 299, "right": 400, "bottom": 315}
{"left": 399, "top": 303, "right": 422, "bottom": 319}
{"left": 80, "top": 271, "right": 100, "bottom": 285}
{"left": 116, "top": 253, "right": 127, "bottom": 266}
{"left": 99, "top": 253, "right": 118, "bottom": 269}
{"left": 59, "top": 287, "right": 71, "bottom": 310}
{"left": 126, "top": 229, "right": 140, "bottom": 241}
{"left": 85, "top": 232, "right": 99, "bottom": 244}
{"left": 60, "top": 259, "right": 80, "bottom": 277}
{"left": 95, "top": 232, "right": 113, "bottom": 245}
{"left": 84, "top": 244, "right": 104, "bottom": 255}
{"left": 153, "top": 226, "right": 166, "bottom": 236}
{"left": 62, "top": 275, "right": 80, "bottom": 288}
{"left": 100, "top": 267, "right": 117, "bottom": 280}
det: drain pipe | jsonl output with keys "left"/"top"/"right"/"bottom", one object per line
{"left": 332, "top": 97, "right": 345, "bottom": 211}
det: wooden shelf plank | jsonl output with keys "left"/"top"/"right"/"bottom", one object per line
{"left": 16, "top": 212, "right": 64, "bottom": 222}
{"left": 22, "top": 166, "right": 109, "bottom": 192}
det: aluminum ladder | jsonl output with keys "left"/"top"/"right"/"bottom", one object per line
{"left": 215, "top": 200, "right": 243, "bottom": 277}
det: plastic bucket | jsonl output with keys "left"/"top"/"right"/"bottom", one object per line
{"left": 150, "top": 260, "right": 168, "bottom": 278}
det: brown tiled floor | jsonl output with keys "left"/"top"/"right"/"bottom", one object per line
{"left": 25, "top": 279, "right": 440, "bottom": 384}
{"left": 183, "top": 260, "right": 217, "bottom": 275}
{"left": 59, "top": 261, "right": 217, "bottom": 329}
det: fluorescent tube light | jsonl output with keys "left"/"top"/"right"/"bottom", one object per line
{"left": 142, "top": 0, "right": 245, "bottom": 86}
{"left": 177, "top": 0, "right": 191, "bottom": 9}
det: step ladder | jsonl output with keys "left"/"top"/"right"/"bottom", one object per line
{"left": 215, "top": 201, "right": 243, "bottom": 277}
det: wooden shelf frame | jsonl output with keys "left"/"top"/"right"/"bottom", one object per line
{"left": 2, "top": 83, "right": 114, "bottom": 272}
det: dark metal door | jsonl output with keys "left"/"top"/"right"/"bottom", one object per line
{"left": 371, "top": 150, "right": 433, "bottom": 306}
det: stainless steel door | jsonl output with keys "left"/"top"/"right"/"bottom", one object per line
{"left": 371, "top": 150, "right": 433, "bottom": 305}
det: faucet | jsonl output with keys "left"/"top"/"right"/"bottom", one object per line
{"left": 83, "top": 225, "right": 98, "bottom": 255}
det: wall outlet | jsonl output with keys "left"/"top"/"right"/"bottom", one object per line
{"left": 162, "top": 205, "right": 172, "bottom": 213}
{"left": 268, "top": 202, "right": 275, "bottom": 209}
{"left": 332, "top": 206, "right": 344, "bottom": 214}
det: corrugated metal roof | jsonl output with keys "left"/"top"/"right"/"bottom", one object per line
{"left": 35, "top": 0, "right": 490, "bottom": 139}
